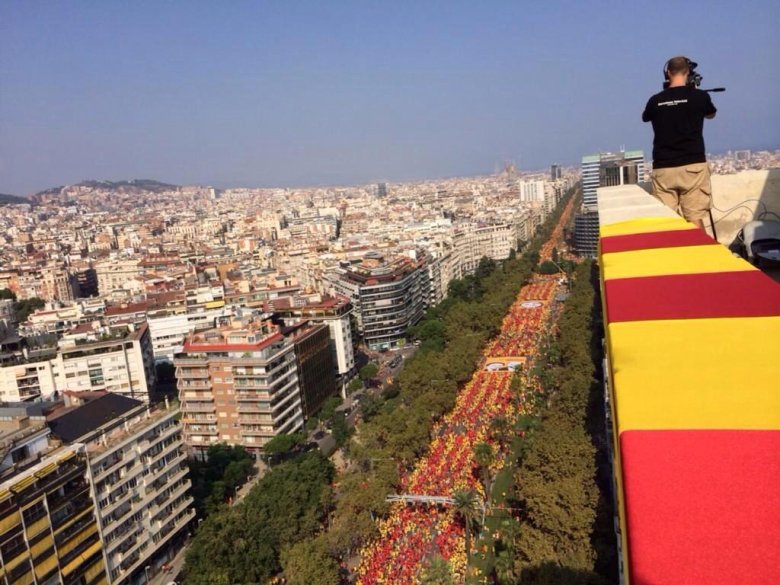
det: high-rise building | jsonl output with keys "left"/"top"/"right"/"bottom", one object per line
{"left": 376, "top": 183, "right": 387, "bottom": 198}
{"left": 551, "top": 164, "right": 562, "bottom": 181}
{"left": 581, "top": 154, "right": 601, "bottom": 209}
{"left": 276, "top": 295, "right": 356, "bottom": 387}
{"left": 175, "top": 312, "right": 304, "bottom": 459}
{"left": 0, "top": 444, "right": 109, "bottom": 585}
{"left": 71, "top": 267, "right": 99, "bottom": 299}
{"left": 283, "top": 321, "right": 337, "bottom": 418}
{"left": 48, "top": 393, "right": 194, "bottom": 585}
{"left": 577, "top": 150, "right": 646, "bottom": 256}
{"left": 146, "top": 305, "right": 233, "bottom": 363}
{"left": 326, "top": 253, "right": 428, "bottom": 351}
{"left": 573, "top": 211, "right": 600, "bottom": 258}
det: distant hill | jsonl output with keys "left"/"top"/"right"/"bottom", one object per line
{"left": 0, "top": 193, "right": 29, "bottom": 205}
{"left": 34, "top": 179, "right": 180, "bottom": 199}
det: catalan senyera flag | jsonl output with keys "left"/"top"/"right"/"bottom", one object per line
{"left": 599, "top": 216, "right": 780, "bottom": 585}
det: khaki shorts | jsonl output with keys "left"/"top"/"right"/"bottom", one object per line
{"left": 651, "top": 162, "right": 712, "bottom": 221}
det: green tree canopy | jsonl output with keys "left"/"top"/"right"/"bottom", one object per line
{"left": 348, "top": 378, "right": 364, "bottom": 393}
{"left": 453, "top": 489, "right": 481, "bottom": 564}
{"left": 263, "top": 432, "right": 306, "bottom": 459}
{"left": 359, "top": 362, "right": 379, "bottom": 381}
{"left": 188, "top": 443, "right": 254, "bottom": 517}
{"left": 538, "top": 261, "right": 561, "bottom": 275}
{"left": 14, "top": 297, "right": 45, "bottom": 322}
{"left": 184, "top": 452, "right": 334, "bottom": 585}
{"left": 421, "top": 555, "right": 455, "bottom": 585}
{"left": 281, "top": 539, "right": 341, "bottom": 585}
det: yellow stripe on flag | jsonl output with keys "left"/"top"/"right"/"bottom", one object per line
{"left": 601, "top": 245, "right": 756, "bottom": 280}
{"left": 600, "top": 216, "right": 690, "bottom": 238}
{"left": 608, "top": 316, "right": 780, "bottom": 432}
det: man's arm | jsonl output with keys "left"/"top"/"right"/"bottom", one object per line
{"left": 642, "top": 97, "right": 654, "bottom": 122}
{"left": 704, "top": 92, "right": 717, "bottom": 119}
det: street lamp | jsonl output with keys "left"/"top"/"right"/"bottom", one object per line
{"left": 145, "top": 565, "right": 151, "bottom": 584}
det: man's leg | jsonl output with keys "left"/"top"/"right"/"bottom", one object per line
{"left": 678, "top": 162, "right": 712, "bottom": 232}
{"left": 651, "top": 168, "right": 680, "bottom": 215}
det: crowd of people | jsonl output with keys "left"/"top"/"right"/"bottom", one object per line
{"left": 357, "top": 289, "right": 556, "bottom": 584}
{"left": 356, "top": 197, "right": 576, "bottom": 584}
{"left": 484, "top": 279, "right": 557, "bottom": 358}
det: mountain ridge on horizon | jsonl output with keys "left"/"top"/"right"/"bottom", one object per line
{"left": 33, "top": 179, "right": 182, "bottom": 199}
{"left": 0, "top": 193, "right": 30, "bottom": 205}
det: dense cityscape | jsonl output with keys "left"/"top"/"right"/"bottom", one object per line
{"left": 2, "top": 1, "right": 778, "bottom": 583}
{"left": 0, "top": 142, "right": 777, "bottom": 584}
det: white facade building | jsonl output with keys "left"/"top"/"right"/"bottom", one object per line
{"left": 0, "top": 324, "right": 156, "bottom": 403}
{"left": 55, "top": 324, "right": 156, "bottom": 401}
{"left": 146, "top": 307, "right": 233, "bottom": 363}
{"left": 518, "top": 180, "right": 547, "bottom": 203}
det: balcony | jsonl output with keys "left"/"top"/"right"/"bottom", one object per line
{"left": 178, "top": 379, "right": 210, "bottom": 390}
{"left": 234, "top": 379, "right": 269, "bottom": 390}
{"left": 94, "top": 461, "right": 142, "bottom": 501}
{"left": 181, "top": 415, "right": 217, "bottom": 424}
{"left": 173, "top": 357, "right": 209, "bottom": 366}
{"left": 186, "top": 426, "right": 218, "bottom": 436}
{"left": 238, "top": 427, "right": 274, "bottom": 437}
{"left": 180, "top": 390, "right": 213, "bottom": 399}
{"left": 597, "top": 183, "right": 780, "bottom": 585}
{"left": 238, "top": 415, "right": 273, "bottom": 425}
{"left": 181, "top": 402, "right": 215, "bottom": 413}
{"left": 176, "top": 368, "right": 209, "bottom": 379}
{"left": 150, "top": 481, "right": 191, "bottom": 523}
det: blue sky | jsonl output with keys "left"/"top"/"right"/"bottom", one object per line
{"left": 1, "top": 0, "right": 778, "bottom": 195}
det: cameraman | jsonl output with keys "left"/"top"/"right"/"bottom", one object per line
{"left": 642, "top": 56, "right": 717, "bottom": 230}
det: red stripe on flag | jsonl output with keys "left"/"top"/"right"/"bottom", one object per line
{"left": 620, "top": 429, "right": 780, "bottom": 585}
{"left": 604, "top": 271, "right": 780, "bottom": 323}
{"left": 601, "top": 229, "right": 715, "bottom": 254}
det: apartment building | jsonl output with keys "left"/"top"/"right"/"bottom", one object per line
{"left": 146, "top": 306, "right": 233, "bottom": 363}
{"left": 282, "top": 321, "right": 337, "bottom": 418}
{"left": 54, "top": 324, "right": 156, "bottom": 402}
{"left": 0, "top": 322, "right": 157, "bottom": 403}
{"left": 0, "top": 444, "right": 108, "bottom": 585}
{"left": 518, "top": 180, "right": 546, "bottom": 203}
{"left": 451, "top": 223, "right": 514, "bottom": 276}
{"left": 276, "top": 295, "right": 355, "bottom": 385}
{"left": 94, "top": 260, "right": 142, "bottom": 298}
{"left": 0, "top": 300, "right": 23, "bottom": 369}
{"left": 175, "top": 312, "right": 304, "bottom": 459}
{"left": 0, "top": 359, "right": 58, "bottom": 403}
{"left": 16, "top": 268, "right": 76, "bottom": 303}
{"left": 0, "top": 407, "right": 54, "bottom": 482}
{"left": 48, "top": 394, "right": 193, "bottom": 585}
{"left": 326, "top": 253, "right": 428, "bottom": 350}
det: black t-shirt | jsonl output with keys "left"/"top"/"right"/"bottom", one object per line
{"left": 642, "top": 86, "right": 716, "bottom": 168}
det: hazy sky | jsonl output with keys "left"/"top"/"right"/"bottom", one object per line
{"left": 2, "top": 0, "right": 778, "bottom": 195}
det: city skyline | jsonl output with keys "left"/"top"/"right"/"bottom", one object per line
{"left": 2, "top": 0, "right": 778, "bottom": 195}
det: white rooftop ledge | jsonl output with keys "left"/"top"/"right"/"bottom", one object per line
{"left": 596, "top": 184, "right": 678, "bottom": 227}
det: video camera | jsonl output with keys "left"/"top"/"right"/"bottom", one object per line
{"left": 663, "top": 58, "right": 725, "bottom": 93}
